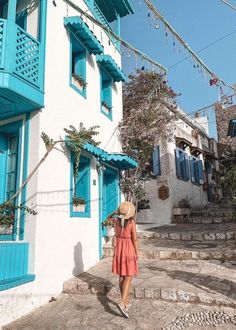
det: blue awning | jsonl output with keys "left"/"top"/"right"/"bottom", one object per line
{"left": 83, "top": 143, "right": 137, "bottom": 169}
{"left": 94, "top": 0, "right": 134, "bottom": 22}
{"left": 64, "top": 16, "right": 104, "bottom": 55}
{"left": 227, "top": 119, "right": 236, "bottom": 137}
{"left": 96, "top": 55, "right": 126, "bottom": 82}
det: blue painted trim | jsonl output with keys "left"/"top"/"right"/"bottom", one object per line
{"left": 70, "top": 154, "right": 91, "bottom": 218}
{"left": 227, "top": 119, "right": 236, "bottom": 137}
{"left": 69, "top": 34, "right": 87, "bottom": 99}
{"left": 98, "top": 169, "right": 103, "bottom": 259}
{"left": 19, "top": 114, "right": 30, "bottom": 240}
{"left": 38, "top": 0, "right": 48, "bottom": 91}
{"left": 0, "top": 274, "right": 35, "bottom": 291}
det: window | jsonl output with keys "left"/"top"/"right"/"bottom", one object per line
{"left": 189, "top": 156, "right": 204, "bottom": 185}
{"left": 70, "top": 35, "right": 87, "bottom": 97}
{"left": 100, "top": 69, "right": 112, "bottom": 119}
{"left": 175, "top": 148, "right": 189, "bottom": 181}
{"left": 71, "top": 155, "right": 91, "bottom": 217}
{"left": 152, "top": 145, "right": 161, "bottom": 176}
{"left": 16, "top": 10, "right": 27, "bottom": 30}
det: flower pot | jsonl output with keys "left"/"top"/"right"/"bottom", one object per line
{"left": 105, "top": 226, "right": 115, "bottom": 245}
{"left": 73, "top": 204, "right": 86, "bottom": 213}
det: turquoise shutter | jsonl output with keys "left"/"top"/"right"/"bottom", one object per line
{"left": 0, "top": 133, "right": 8, "bottom": 203}
{"left": 75, "top": 157, "right": 90, "bottom": 212}
{"left": 184, "top": 153, "right": 190, "bottom": 181}
{"left": 74, "top": 51, "right": 86, "bottom": 81}
{"left": 189, "top": 156, "right": 195, "bottom": 183}
{"left": 175, "top": 149, "right": 181, "bottom": 178}
{"left": 152, "top": 146, "right": 161, "bottom": 176}
{"left": 198, "top": 160, "right": 204, "bottom": 184}
{"left": 102, "top": 79, "right": 112, "bottom": 107}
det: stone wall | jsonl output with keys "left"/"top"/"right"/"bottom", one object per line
{"left": 215, "top": 104, "right": 236, "bottom": 148}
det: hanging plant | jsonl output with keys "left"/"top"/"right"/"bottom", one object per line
{"left": 0, "top": 201, "right": 37, "bottom": 226}
{"left": 64, "top": 123, "right": 100, "bottom": 174}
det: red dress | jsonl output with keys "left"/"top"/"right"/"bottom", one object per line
{"left": 112, "top": 218, "right": 138, "bottom": 276}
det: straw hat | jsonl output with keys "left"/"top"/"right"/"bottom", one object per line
{"left": 118, "top": 201, "right": 135, "bottom": 219}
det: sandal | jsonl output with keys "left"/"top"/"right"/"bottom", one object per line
{"left": 118, "top": 302, "right": 129, "bottom": 318}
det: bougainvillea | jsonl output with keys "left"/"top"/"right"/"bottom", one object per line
{"left": 119, "top": 70, "right": 178, "bottom": 207}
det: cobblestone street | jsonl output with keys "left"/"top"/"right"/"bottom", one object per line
{"left": 3, "top": 294, "right": 236, "bottom": 330}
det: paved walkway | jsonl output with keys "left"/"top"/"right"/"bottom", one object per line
{"left": 63, "top": 258, "right": 236, "bottom": 308}
{"left": 3, "top": 294, "right": 236, "bottom": 330}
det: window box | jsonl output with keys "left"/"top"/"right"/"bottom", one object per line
{"left": 72, "top": 73, "right": 87, "bottom": 92}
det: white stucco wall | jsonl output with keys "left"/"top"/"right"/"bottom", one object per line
{"left": 0, "top": 0, "right": 125, "bottom": 326}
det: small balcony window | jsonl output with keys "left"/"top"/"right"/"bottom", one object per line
{"left": 101, "top": 70, "right": 112, "bottom": 119}
{"left": 71, "top": 38, "right": 87, "bottom": 98}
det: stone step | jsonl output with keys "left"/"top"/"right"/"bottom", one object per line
{"left": 63, "top": 258, "right": 236, "bottom": 308}
{"left": 172, "top": 216, "right": 233, "bottom": 225}
{"left": 137, "top": 223, "right": 236, "bottom": 241}
{"left": 191, "top": 209, "right": 233, "bottom": 217}
{"left": 103, "top": 239, "right": 236, "bottom": 261}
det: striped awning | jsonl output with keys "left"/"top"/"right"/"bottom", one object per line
{"left": 96, "top": 55, "right": 126, "bottom": 82}
{"left": 64, "top": 16, "right": 103, "bottom": 55}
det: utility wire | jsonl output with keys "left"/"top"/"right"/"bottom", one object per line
{"left": 168, "top": 29, "right": 236, "bottom": 70}
{"left": 143, "top": 0, "right": 234, "bottom": 90}
{"left": 219, "top": 0, "right": 236, "bottom": 11}
{"left": 62, "top": 0, "right": 167, "bottom": 73}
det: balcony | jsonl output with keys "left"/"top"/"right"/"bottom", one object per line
{"left": 0, "top": 16, "right": 45, "bottom": 119}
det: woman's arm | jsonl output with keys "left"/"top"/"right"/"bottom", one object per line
{"left": 131, "top": 219, "right": 138, "bottom": 257}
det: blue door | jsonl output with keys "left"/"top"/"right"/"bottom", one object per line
{"left": 101, "top": 167, "right": 119, "bottom": 238}
{"left": 0, "top": 133, "right": 8, "bottom": 204}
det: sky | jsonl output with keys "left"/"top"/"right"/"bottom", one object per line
{"left": 121, "top": 0, "right": 236, "bottom": 138}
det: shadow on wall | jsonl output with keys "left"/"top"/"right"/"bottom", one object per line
{"left": 73, "top": 241, "right": 84, "bottom": 276}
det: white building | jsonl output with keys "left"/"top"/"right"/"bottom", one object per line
{"left": 138, "top": 106, "right": 220, "bottom": 226}
{"left": 0, "top": 0, "right": 135, "bottom": 325}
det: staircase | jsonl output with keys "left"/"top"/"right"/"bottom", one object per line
{"left": 63, "top": 203, "right": 236, "bottom": 308}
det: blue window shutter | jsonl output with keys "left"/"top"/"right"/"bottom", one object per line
{"left": 184, "top": 153, "right": 190, "bottom": 181}
{"left": 175, "top": 149, "right": 181, "bottom": 179}
{"left": 74, "top": 156, "right": 90, "bottom": 214}
{"left": 198, "top": 160, "right": 204, "bottom": 184}
{"left": 0, "top": 133, "right": 8, "bottom": 204}
{"left": 152, "top": 146, "right": 161, "bottom": 176}
{"left": 102, "top": 78, "right": 112, "bottom": 108}
{"left": 74, "top": 51, "right": 86, "bottom": 80}
{"left": 189, "top": 156, "right": 195, "bottom": 183}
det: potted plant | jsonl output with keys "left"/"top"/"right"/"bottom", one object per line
{"left": 102, "top": 217, "right": 115, "bottom": 241}
{"left": 173, "top": 197, "right": 192, "bottom": 216}
{"left": 102, "top": 101, "right": 112, "bottom": 115}
{"left": 73, "top": 197, "right": 86, "bottom": 213}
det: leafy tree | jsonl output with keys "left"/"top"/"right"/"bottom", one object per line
{"left": 119, "top": 70, "right": 177, "bottom": 208}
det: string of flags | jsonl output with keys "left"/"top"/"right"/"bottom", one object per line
{"left": 142, "top": 0, "right": 234, "bottom": 91}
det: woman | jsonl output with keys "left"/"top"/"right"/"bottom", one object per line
{"left": 109, "top": 201, "right": 138, "bottom": 319}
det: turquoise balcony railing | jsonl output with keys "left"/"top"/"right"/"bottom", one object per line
{"left": 0, "top": 18, "right": 44, "bottom": 119}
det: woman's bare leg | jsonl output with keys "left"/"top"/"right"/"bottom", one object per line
{"left": 119, "top": 276, "right": 124, "bottom": 295}
{"left": 121, "top": 276, "right": 132, "bottom": 306}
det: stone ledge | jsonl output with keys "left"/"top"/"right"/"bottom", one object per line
{"left": 63, "top": 280, "right": 236, "bottom": 308}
